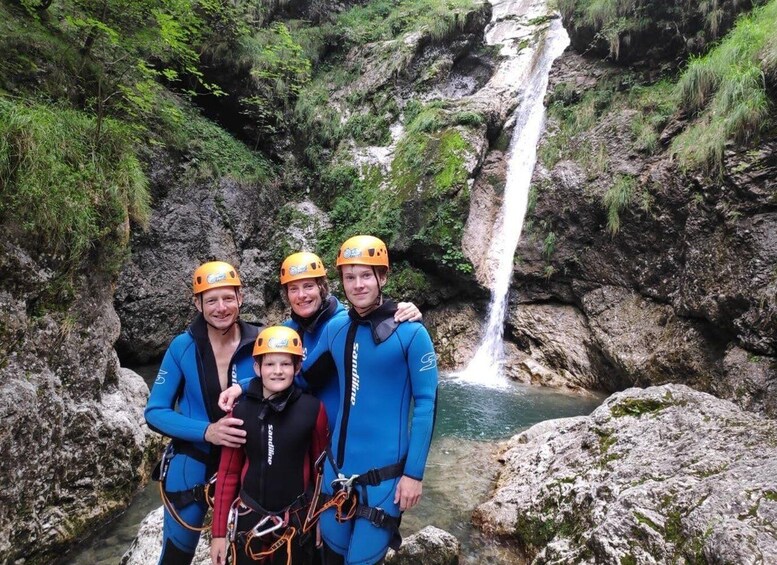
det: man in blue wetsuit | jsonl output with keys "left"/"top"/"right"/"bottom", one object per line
{"left": 302, "top": 236, "right": 439, "bottom": 565}
{"left": 145, "top": 261, "right": 259, "bottom": 564}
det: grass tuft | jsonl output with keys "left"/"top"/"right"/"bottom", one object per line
{"left": 0, "top": 97, "right": 149, "bottom": 271}
{"left": 603, "top": 174, "right": 635, "bottom": 235}
{"left": 673, "top": 0, "right": 777, "bottom": 173}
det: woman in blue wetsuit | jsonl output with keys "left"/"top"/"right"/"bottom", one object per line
{"left": 145, "top": 261, "right": 259, "bottom": 564}
{"left": 301, "top": 236, "right": 438, "bottom": 565}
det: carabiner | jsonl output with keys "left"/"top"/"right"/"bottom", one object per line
{"left": 226, "top": 504, "right": 239, "bottom": 542}
{"left": 250, "top": 514, "right": 285, "bottom": 538}
{"left": 330, "top": 473, "right": 360, "bottom": 496}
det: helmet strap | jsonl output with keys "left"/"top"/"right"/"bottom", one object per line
{"left": 372, "top": 266, "right": 384, "bottom": 309}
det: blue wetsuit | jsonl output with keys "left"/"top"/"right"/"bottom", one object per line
{"left": 145, "top": 315, "right": 259, "bottom": 564}
{"left": 285, "top": 295, "right": 346, "bottom": 433}
{"left": 303, "top": 300, "right": 438, "bottom": 565}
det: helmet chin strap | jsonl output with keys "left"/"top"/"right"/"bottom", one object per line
{"left": 372, "top": 266, "right": 384, "bottom": 310}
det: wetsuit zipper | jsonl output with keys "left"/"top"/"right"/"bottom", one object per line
{"left": 259, "top": 405, "right": 268, "bottom": 503}
{"left": 336, "top": 322, "right": 359, "bottom": 468}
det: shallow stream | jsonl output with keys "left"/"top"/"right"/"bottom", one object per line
{"left": 64, "top": 370, "right": 603, "bottom": 564}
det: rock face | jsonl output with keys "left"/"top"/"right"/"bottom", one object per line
{"left": 0, "top": 242, "right": 158, "bottom": 563}
{"left": 385, "top": 525, "right": 461, "bottom": 564}
{"left": 500, "top": 42, "right": 777, "bottom": 413}
{"left": 473, "top": 385, "right": 777, "bottom": 563}
{"left": 115, "top": 154, "right": 283, "bottom": 363}
{"left": 559, "top": 0, "right": 757, "bottom": 66}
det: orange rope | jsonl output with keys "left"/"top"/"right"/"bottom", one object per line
{"left": 245, "top": 526, "right": 296, "bottom": 565}
{"left": 302, "top": 469, "right": 357, "bottom": 534}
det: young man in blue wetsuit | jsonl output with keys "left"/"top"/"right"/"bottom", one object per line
{"left": 145, "top": 261, "right": 259, "bottom": 564}
{"left": 302, "top": 236, "right": 439, "bottom": 565}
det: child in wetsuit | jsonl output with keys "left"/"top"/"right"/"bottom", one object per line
{"left": 210, "top": 326, "right": 328, "bottom": 565}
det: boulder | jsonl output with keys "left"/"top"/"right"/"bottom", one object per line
{"left": 121, "top": 507, "right": 211, "bottom": 565}
{"left": 385, "top": 525, "right": 460, "bottom": 564}
{"left": 473, "top": 385, "right": 777, "bottom": 563}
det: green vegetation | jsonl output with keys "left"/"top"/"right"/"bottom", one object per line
{"left": 328, "top": 0, "right": 476, "bottom": 47}
{"left": 0, "top": 98, "right": 149, "bottom": 271}
{"left": 161, "top": 104, "right": 271, "bottom": 185}
{"left": 603, "top": 174, "right": 635, "bottom": 235}
{"left": 542, "top": 231, "right": 557, "bottom": 259}
{"left": 673, "top": 0, "right": 777, "bottom": 173}
{"left": 557, "top": 0, "right": 747, "bottom": 59}
{"left": 633, "top": 510, "right": 661, "bottom": 533}
{"left": 610, "top": 396, "right": 669, "bottom": 418}
{"left": 540, "top": 81, "right": 614, "bottom": 174}
{"left": 384, "top": 260, "right": 433, "bottom": 303}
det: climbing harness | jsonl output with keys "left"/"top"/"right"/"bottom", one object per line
{"left": 227, "top": 490, "right": 313, "bottom": 565}
{"left": 153, "top": 442, "right": 219, "bottom": 532}
{"left": 306, "top": 450, "right": 405, "bottom": 549}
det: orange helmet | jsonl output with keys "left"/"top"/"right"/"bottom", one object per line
{"left": 192, "top": 261, "right": 241, "bottom": 295}
{"left": 253, "top": 326, "right": 303, "bottom": 358}
{"left": 336, "top": 235, "right": 389, "bottom": 268}
{"left": 279, "top": 252, "right": 326, "bottom": 285}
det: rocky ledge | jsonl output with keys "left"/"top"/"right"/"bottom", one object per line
{"left": 473, "top": 384, "right": 777, "bottom": 563}
{"left": 122, "top": 508, "right": 460, "bottom": 564}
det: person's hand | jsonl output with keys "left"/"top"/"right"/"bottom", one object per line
{"left": 395, "top": 302, "right": 422, "bottom": 323}
{"left": 205, "top": 415, "right": 246, "bottom": 448}
{"left": 394, "top": 475, "right": 422, "bottom": 511}
{"left": 218, "top": 384, "right": 243, "bottom": 411}
{"left": 211, "top": 537, "right": 227, "bottom": 565}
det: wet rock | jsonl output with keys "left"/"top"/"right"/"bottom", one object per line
{"left": 473, "top": 385, "right": 777, "bottom": 563}
{"left": 121, "top": 507, "right": 211, "bottom": 565}
{"left": 385, "top": 525, "right": 460, "bottom": 564}
{"left": 0, "top": 242, "right": 157, "bottom": 563}
{"left": 425, "top": 303, "right": 484, "bottom": 370}
{"left": 505, "top": 303, "right": 616, "bottom": 392}
{"left": 463, "top": 150, "right": 507, "bottom": 287}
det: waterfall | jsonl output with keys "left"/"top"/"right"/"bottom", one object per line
{"left": 457, "top": 17, "right": 570, "bottom": 388}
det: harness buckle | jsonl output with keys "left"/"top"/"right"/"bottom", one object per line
{"left": 249, "top": 514, "right": 285, "bottom": 538}
{"left": 155, "top": 443, "right": 174, "bottom": 482}
{"left": 366, "top": 507, "right": 387, "bottom": 528}
{"left": 363, "top": 468, "right": 382, "bottom": 486}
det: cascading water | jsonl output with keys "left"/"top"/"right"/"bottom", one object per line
{"left": 457, "top": 16, "right": 570, "bottom": 388}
